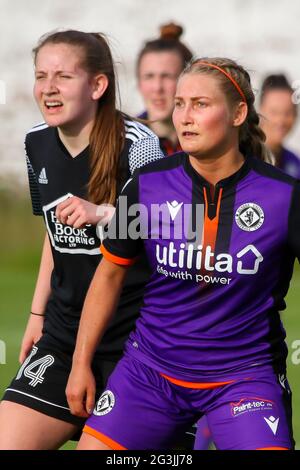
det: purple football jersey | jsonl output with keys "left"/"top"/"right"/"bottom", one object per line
{"left": 102, "top": 154, "right": 300, "bottom": 382}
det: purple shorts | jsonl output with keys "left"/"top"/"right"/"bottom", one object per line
{"left": 84, "top": 355, "right": 293, "bottom": 450}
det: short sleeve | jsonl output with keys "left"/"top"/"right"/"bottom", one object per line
{"left": 25, "top": 137, "right": 43, "bottom": 216}
{"left": 128, "top": 136, "right": 164, "bottom": 175}
{"left": 101, "top": 174, "right": 143, "bottom": 266}
{"left": 288, "top": 180, "right": 300, "bottom": 262}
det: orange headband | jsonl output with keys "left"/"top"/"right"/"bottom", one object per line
{"left": 195, "top": 61, "right": 247, "bottom": 103}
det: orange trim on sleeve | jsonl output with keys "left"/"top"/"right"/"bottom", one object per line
{"left": 100, "top": 244, "right": 137, "bottom": 266}
{"left": 256, "top": 447, "right": 289, "bottom": 450}
{"left": 160, "top": 373, "right": 234, "bottom": 389}
{"left": 83, "top": 425, "right": 127, "bottom": 450}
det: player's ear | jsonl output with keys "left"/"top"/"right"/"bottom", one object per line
{"left": 91, "top": 74, "right": 109, "bottom": 100}
{"left": 232, "top": 101, "right": 248, "bottom": 127}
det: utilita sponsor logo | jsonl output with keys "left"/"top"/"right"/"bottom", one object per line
{"left": 231, "top": 398, "right": 274, "bottom": 417}
{"left": 156, "top": 242, "right": 263, "bottom": 275}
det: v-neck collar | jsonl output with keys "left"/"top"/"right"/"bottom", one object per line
{"left": 182, "top": 152, "right": 252, "bottom": 189}
{"left": 55, "top": 128, "right": 89, "bottom": 162}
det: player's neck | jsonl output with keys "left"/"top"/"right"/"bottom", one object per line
{"left": 150, "top": 119, "right": 178, "bottom": 145}
{"left": 57, "top": 119, "right": 94, "bottom": 158}
{"left": 189, "top": 148, "right": 245, "bottom": 186}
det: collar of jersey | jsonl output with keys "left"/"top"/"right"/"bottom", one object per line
{"left": 55, "top": 128, "right": 89, "bottom": 161}
{"left": 182, "top": 152, "right": 253, "bottom": 188}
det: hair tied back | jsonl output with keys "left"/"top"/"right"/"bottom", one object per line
{"left": 160, "top": 23, "right": 183, "bottom": 41}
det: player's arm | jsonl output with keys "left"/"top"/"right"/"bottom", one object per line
{"left": 66, "top": 258, "right": 129, "bottom": 417}
{"left": 288, "top": 181, "right": 300, "bottom": 262}
{"left": 19, "top": 233, "right": 53, "bottom": 363}
{"left": 67, "top": 174, "right": 142, "bottom": 417}
{"left": 127, "top": 130, "right": 164, "bottom": 175}
{"left": 20, "top": 138, "right": 52, "bottom": 362}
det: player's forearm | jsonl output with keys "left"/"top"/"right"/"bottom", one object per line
{"left": 72, "top": 258, "right": 127, "bottom": 366}
{"left": 31, "top": 233, "right": 53, "bottom": 314}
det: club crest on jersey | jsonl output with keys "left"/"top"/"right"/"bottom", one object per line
{"left": 235, "top": 203, "right": 264, "bottom": 232}
{"left": 93, "top": 390, "right": 115, "bottom": 416}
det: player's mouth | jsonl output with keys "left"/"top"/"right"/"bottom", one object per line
{"left": 182, "top": 131, "right": 198, "bottom": 137}
{"left": 44, "top": 100, "right": 63, "bottom": 111}
{"left": 152, "top": 99, "right": 166, "bottom": 108}
{"left": 274, "top": 125, "right": 288, "bottom": 134}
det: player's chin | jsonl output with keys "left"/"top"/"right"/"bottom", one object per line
{"left": 151, "top": 108, "right": 171, "bottom": 122}
{"left": 42, "top": 114, "right": 67, "bottom": 128}
{"left": 179, "top": 141, "right": 201, "bottom": 155}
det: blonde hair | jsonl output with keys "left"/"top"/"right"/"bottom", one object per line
{"left": 182, "top": 57, "right": 273, "bottom": 164}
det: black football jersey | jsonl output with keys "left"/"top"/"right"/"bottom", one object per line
{"left": 25, "top": 119, "right": 163, "bottom": 358}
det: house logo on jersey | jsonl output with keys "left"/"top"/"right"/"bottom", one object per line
{"left": 93, "top": 390, "right": 115, "bottom": 416}
{"left": 43, "top": 193, "right": 100, "bottom": 255}
{"left": 38, "top": 167, "right": 48, "bottom": 184}
{"left": 166, "top": 200, "right": 183, "bottom": 221}
{"left": 235, "top": 203, "right": 264, "bottom": 232}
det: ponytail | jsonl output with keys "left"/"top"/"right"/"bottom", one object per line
{"left": 239, "top": 104, "right": 273, "bottom": 163}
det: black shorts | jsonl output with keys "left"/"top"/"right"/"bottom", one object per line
{"left": 2, "top": 337, "right": 118, "bottom": 430}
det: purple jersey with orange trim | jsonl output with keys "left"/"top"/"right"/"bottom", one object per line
{"left": 102, "top": 153, "right": 300, "bottom": 381}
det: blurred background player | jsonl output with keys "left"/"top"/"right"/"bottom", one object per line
{"left": 137, "top": 22, "right": 193, "bottom": 156}
{"left": 259, "top": 73, "right": 300, "bottom": 178}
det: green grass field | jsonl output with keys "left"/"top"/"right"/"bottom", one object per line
{"left": 0, "top": 190, "right": 299, "bottom": 449}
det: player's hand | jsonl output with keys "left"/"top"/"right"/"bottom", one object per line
{"left": 66, "top": 363, "right": 96, "bottom": 418}
{"left": 56, "top": 196, "right": 115, "bottom": 228}
{"left": 19, "top": 314, "right": 44, "bottom": 363}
